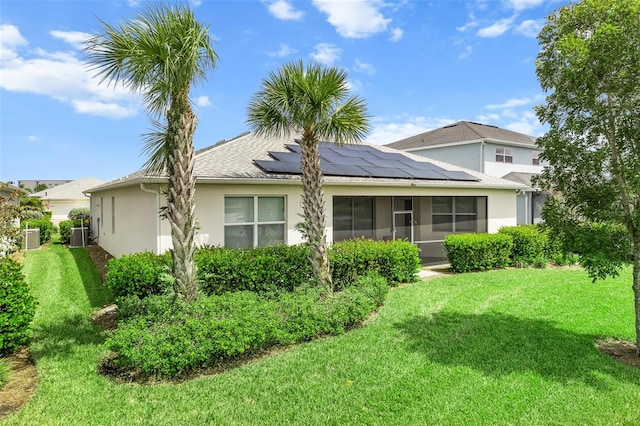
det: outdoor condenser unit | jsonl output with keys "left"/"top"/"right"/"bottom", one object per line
{"left": 69, "top": 227, "right": 89, "bottom": 248}
{"left": 22, "top": 228, "right": 40, "bottom": 250}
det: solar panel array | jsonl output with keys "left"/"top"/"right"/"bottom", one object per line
{"left": 254, "top": 143, "right": 479, "bottom": 182}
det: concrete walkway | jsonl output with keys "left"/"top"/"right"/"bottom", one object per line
{"left": 418, "top": 264, "right": 450, "bottom": 279}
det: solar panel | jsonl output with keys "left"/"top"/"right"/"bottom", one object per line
{"left": 268, "top": 151, "right": 301, "bottom": 162}
{"left": 254, "top": 160, "right": 301, "bottom": 174}
{"left": 261, "top": 142, "right": 478, "bottom": 182}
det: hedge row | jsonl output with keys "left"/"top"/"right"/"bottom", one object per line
{"left": 0, "top": 258, "right": 37, "bottom": 356}
{"left": 498, "top": 225, "right": 549, "bottom": 267}
{"left": 104, "top": 273, "right": 389, "bottom": 379}
{"left": 443, "top": 233, "right": 513, "bottom": 273}
{"left": 106, "top": 238, "right": 420, "bottom": 300}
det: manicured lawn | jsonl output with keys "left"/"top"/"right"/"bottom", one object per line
{"left": 4, "top": 244, "right": 640, "bottom": 425}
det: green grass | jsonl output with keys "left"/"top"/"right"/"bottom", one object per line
{"left": 3, "top": 245, "right": 640, "bottom": 425}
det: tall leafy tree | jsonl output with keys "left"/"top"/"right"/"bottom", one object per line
{"left": 535, "top": 0, "right": 640, "bottom": 354}
{"left": 85, "top": 3, "right": 217, "bottom": 302}
{"left": 247, "top": 60, "right": 370, "bottom": 292}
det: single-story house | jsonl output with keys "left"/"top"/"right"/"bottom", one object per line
{"left": 86, "top": 132, "right": 527, "bottom": 264}
{"left": 386, "top": 121, "right": 546, "bottom": 224}
{"left": 30, "top": 177, "right": 105, "bottom": 225}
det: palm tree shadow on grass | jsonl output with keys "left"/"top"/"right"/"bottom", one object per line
{"left": 395, "top": 311, "right": 640, "bottom": 389}
{"left": 30, "top": 313, "right": 108, "bottom": 360}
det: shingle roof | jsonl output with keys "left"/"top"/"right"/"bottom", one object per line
{"left": 501, "top": 172, "right": 540, "bottom": 190}
{"left": 87, "top": 132, "right": 526, "bottom": 192}
{"left": 31, "top": 177, "right": 105, "bottom": 200}
{"left": 386, "top": 121, "right": 536, "bottom": 151}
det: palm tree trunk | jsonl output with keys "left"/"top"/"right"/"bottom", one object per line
{"left": 299, "top": 135, "right": 333, "bottom": 292}
{"left": 166, "top": 95, "right": 198, "bottom": 302}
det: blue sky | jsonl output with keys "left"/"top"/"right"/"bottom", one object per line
{"left": 0, "top": 0, "right": 560, "bottom": 184}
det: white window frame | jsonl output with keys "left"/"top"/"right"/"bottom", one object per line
{"left": 496, "top": 147, "right": 513, "bottom": 163}
{"left": 224, "top": 195, "right": 286, "bottom": 248}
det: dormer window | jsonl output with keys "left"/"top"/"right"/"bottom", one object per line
{"left": 496, "top": 147, "right": 513, "bottom": 163}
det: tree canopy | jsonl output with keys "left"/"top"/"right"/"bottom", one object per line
{"left": 535, "top": 0, "right": 640, "bottom": 354}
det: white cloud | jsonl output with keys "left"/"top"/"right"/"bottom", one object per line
{"left": 353, "top": 59, "right": 376, "bottom": 75}
{"left": 366, "top": 116, "right": 456, "bottom": 145}
{"left": 127, "top": 0, "right": 140, "bottom": 7}
{"left": 346, "top": 78, "right": 363, "bottom": 92}
{"left": 477, "top": 18, "right": 514, "bottom": 38}
{"left": 505, "top": 0, "right": 545, "bottom": 11}
{"left": 312, "top": 0, "right": 391, "bottom": 39}
{"left": 267, "top": 43, "right": 296, "bottom": 58}
{"left": 310, "top": 43, "right": 342, "bottom": 65}
{"left": 459, "top": 45, "right": 473, "bottom": 59}
{"left": 503, "top": 111, "right": 544, "bottom": 136}
{"left": 457, "top": 20, "right": 479, "bottom": 32}
{"left": 195, "top": 95, "right": 211, "bottom": 107}
{"left": 0, "top": 24, "right": 28, "bottom": 60}
{"left": 28, "top": 135, "right": 40, "bottom": 142}
{"left": 50, "top": 30, "right": 91, "bottom": 50}
{"left": 514, "top": 19, "right": 544, "bottom": 38}
{"left": 0, "top": 25, "right": 140, "bottom": 119}
{"left": 485, "top": 97, "right": 533, "bottom": 110}
{"left": 267, "top": 0, "right": 304, "bottom": 21}
{"left": 72, "top": 100, "right": 137, "bottom": 119}
{"left": 389, "top": 27, "right": 403, "bottom": 42}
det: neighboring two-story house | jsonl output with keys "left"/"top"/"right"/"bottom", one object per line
{"left": 386, "top": 121, "right": 546, "bottom": 224}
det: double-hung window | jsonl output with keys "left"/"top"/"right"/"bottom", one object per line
{"left": 496, "top": 147, "right": 513, "bottom": 163}
{"left": 224, "top": 196, "right": 285, "bottom": 248}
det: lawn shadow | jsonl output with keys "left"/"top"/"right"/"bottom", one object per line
{"left": 30, "top": 313, "right": 108, "bottom": 360}
{"left": 395, "top": 311, "right": 640, "bottom": 389}
{"left": 69, "top": 247, "right": 112, "bottom": 309}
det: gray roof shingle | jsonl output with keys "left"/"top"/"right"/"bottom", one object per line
{"left": 87, "top": 132, "right": 526, "bottom": 192}
{"left": 386, "top": 121, "right": 536, "bottom": 151}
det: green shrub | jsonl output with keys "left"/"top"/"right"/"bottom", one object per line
{"left": 111, "top": 239, "right": 419, "bottom": 300}
{"left": 0, "top": 258, "right": 37, "bottom": 357}
{"left": 105, "top": 251, "right": 172, "bottom": 299}
{"left": 0, "top": 358, "right": 9, "bottom": 388}
{"left": 21, "top": 219, "right": 53, "bottom": 244}
{"left": 196, "top": 245, "right": 311, "bottom": 296}
{"left": 498, "top": 225, "right": 548, "bottom": 267}
{"left": 59, "top": 219, "right": 81, "bottom": 245}
{"left": 330, "top": 238, "right": 420, "bottom": 288}
{"left": 67, "top": 208, "right": 90, "bottom": 227}
{"left": 105, "top": 274, "right": 388, "bottom": 380}
{"left": 443, "top": 233, "right": 513, "bottom": 273}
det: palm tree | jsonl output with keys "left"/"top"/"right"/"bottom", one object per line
{"left": 85, "top": 3, "right": 217, "bottom": 302}
{"left": 247, "top": 60, "right": 370, "bottom": 292}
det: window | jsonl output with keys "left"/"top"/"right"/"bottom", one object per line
{"left": 224, "top": 196, "right": 285, "bottom": 248}
{"left": 432, "top": 196, "right": 478, "bottom": 233}
{"left": 496, "top": 147, "right": 513, "bottom": 163}
{"left": 532, "top": 151, "right": 540, "bottom": 165}
{"left": 333, "top": 197, "right": 374, "bottom": 241}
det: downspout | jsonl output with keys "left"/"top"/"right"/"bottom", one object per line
{"left": 480, "top": 141, "right": 485, "bottom": 173}
{"left": 140, "top": 183, "right": 162, "bottom": 254}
